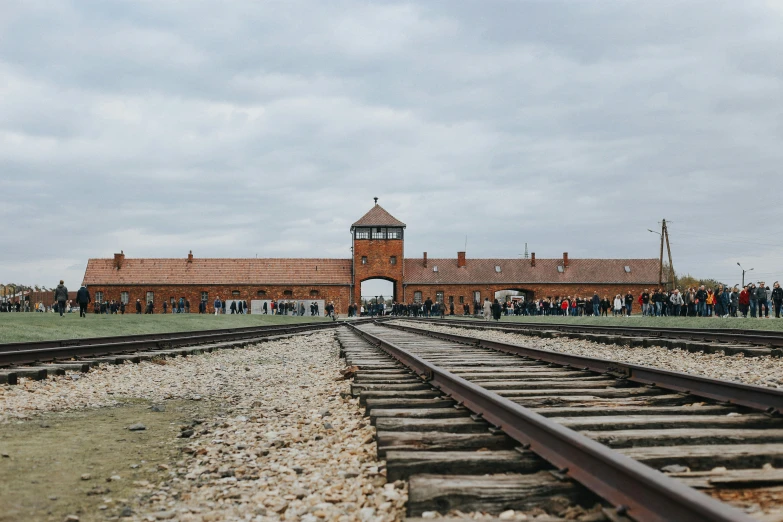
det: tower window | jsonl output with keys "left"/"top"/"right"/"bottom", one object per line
{"left": 355, "top": 228, "right": 369, "bottom": 239}
{"left": 387, "top": 228, "right": 402, "bottom": 239}
{"left": 390, "top": 256, "right": 397, "bottom": 265}
{"left": 371, "top": 227, "right": 385, "bottom": 239}
{"left": 361, "top": 256, "right": 368, "bottom": 265}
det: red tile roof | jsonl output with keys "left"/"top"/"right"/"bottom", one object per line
{"left": 404, "top": 258, "right": 664, "bottom": 285}
{"left": 351, "top": 205, "right": 406, "bottom": 228}
{"left": 83, "top": 258, "right": 353, "bottom": 286}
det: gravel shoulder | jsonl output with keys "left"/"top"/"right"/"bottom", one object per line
{"left": 395, "top": 321, "right": 783, "bottom": 389}
{"left": 0, "top": 330, "right": 404, "bottom": 521}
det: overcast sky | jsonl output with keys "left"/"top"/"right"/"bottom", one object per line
{"left": 1, "top": 1, "right": 781, "bottom": 295}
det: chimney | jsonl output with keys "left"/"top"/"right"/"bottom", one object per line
{"left": 187, "top": 250, "right": 193, "bottom": 263}
{"left": 457, "top": 251, "right": 466, "bottom": 268}
{"left": 114, "top": 250, "right": 125, "bottom": 269}
{"left": 531, "top": 252, "right": 536, "bottom": 267}
{"left": 423, "top": 252, "right": 428, "bottom": 268}
{"left": 563, "top": 252, "right": 569, "bottom": 268}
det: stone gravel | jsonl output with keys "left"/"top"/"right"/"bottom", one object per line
{"left": 394, "top": 321, "right": 783, "bottom": 389}
{"left": 0, "top": 331, "right": 405, "bottom": 521}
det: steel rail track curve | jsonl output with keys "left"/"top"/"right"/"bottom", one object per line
{"left": 347, "top": 321, "right": 766, "bottom": 522}
{"left": 0, "top": 321, "right": 345, "bottom": 367}
{"left": 413, "top": 317, "right": 783, "bottom": 348}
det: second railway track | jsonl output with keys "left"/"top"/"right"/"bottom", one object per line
{"left": 340, "top": 321, "right": 783, "bottom": 521}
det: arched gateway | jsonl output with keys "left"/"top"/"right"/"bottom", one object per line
{"left": 351, "top": 201, "right": 405, "bottom": 305}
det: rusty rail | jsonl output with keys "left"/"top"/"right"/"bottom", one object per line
{"left": 384, "top": 321, "right": 783, "bottom": 414}
{"left": 414, "top": 317, "right": 783, "bottom": 348}
{"left": 348, "top": 322, "right": 754, "bottom": 522}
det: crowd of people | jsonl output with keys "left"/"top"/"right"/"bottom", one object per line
{"left": 5, "top": 282, "right": 783, "bottom": 320}
{"left": 355, "top": 282, "right": 783, "bottom": 320}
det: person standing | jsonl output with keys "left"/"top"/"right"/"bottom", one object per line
{"left": 491, "top": 299, "right": 502, "bottom": 321}
{"left": 669, "top": 289, "right": 684, "bottom": 317}
{"left": 613, "top": 294, "right": 623, "bottom": 316}
{"left": 163, "top": 300, "right": 168, "bottom": 314}
{"left": 772, "top": 282, "right": 783, "bottom": 319}
{"left": 136, "top": 299, "right": 142, "bottom": 314}
{"left": 624, "top": 291, "right": 634, "bottom": 316}
{"left": 482, "top": 298, "right": 492, "bottom": 321}
{"left": 757, "top": 283, "right": 769, "bottom": 318}
{"left": 214, "top": 297, "right": 222, "bottom": 315}
{"left": 591, "top": 293, "right": 600, "bottom": 317}
{"left": 54, "top": 280, "right": 68, "bottom": 317}
{"left": 76, "top": 284, "right": 91, "bottom": 318}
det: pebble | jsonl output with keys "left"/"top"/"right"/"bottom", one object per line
{"left": 402, "top": 321, "right": 783, "bottom": 388}
{"left": 80, "top": 473, "right": 91, "bottom": 480}
{"left": 0, "top": 331, "right": 405, "bottom": 521}
{"left": 64, "top": 516, "right": 79, "bottom": 522}
{"left": 127, "top": 423, "right": 146, "bottom": 431}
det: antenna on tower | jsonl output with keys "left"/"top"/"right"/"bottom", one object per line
{"left": 524, "top": 242, "right": 529, "bottom": 259}
{"left": 374, "top": 197, "right": 378, "bottom": 205}
{"left": 464, "top": 235, "right": 468, "bottom": 252}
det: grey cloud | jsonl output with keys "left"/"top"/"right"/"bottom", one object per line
{"left": 0, "top": 0, "right": 781, "bottom": 289}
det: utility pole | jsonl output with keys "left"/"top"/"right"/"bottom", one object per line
{"left": 663, "top": 219, "right": 675, "bottom": 289}
{"left": 658, "top": 222, "right": 665, "bottom": 288}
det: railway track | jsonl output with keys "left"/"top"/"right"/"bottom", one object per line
{"left": 339, "top": 321, "right": 783, "bottom": 521}
{"left": 0, "top": 321, "right": 343, "bottom": 384}
{"left": 410, "top": 317, "right": 783, "bottom": 357}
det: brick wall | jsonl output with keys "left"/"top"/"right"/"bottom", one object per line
{"left": 402, "top": 283, "right": 657, "bottom": 314}
{"left": 86, "top": 284, "right": 351, "bottom": 314}
{"left": 352, "top": 237, "right": 404, "bottom": 304}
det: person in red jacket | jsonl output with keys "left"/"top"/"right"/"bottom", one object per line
{"left": 561, "top": 298, "right": 569, "bottom": 316}
{"left": 738, "top": 287, "right": 750, "bottom": 318}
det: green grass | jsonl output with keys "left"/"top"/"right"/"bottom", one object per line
{"left": 439, "top": 314, "right": 783, "bottom": 331}
{"left": 0, "top": 313, "right": 333, "bottom": 343}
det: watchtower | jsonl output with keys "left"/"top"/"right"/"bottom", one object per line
{"left": 351, "top": 198, "right": 406, "bottom": 305}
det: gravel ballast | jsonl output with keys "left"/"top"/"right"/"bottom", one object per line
{"left": 0, "top": 331, "right": 405, "bottom": 521}
{"left": 394, "top": 321, "right": 783, "bottom": 389}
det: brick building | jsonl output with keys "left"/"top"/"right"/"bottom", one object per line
{"left": 82, "top": 202, "right": 663, "bottom": 313}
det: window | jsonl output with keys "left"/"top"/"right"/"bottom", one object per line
{"left": 310, "top": 290, "right": 319, "bottom": 296}
{"left": 414, "top": 291, "right": 422, "bottom": 303}
{"left": 495, "top": 265, "right": 502, "bottom": 273}
{"left": 387, "top": 228, "right": 402, "bottom": 239}
{"left": 361, "top": 256, "right": 367, "bottom": 265}
{"left": 371, "top": 227, "right": 385, "bottom": 239}
{"left": 390, "top": 256, "right": 397, "bottom": 265}
{"left": 459, "top": 296, "right": 464, "bottom": 304}
{"left": 448, "top": 296, "right": 454, "bottom": 304}
{"left": 201, "top": 291, "right": 209, "bottom": 301}
{"left": 257, "top": 290, "right": 266, "bottom": 296}
{"left": 436, "top": 291, "right": 444, "bottom": 303}
{"left": 473, "top": 291, "right": 481, "bottom": 303}
{"left": 120, "top": 292, "right": 129, "bottom": 304}
{"left": 232, "top": 290, "right": 240, "bottom": 297}
{"left": 146, "top": 291, "right": 154, "bottom": 303}
{"left": 96, "top": 291, "right": 104, "bottom": 303}
{"left": 624, "top": 266, "right": 631, "bottom": 273}
{"left": 433, "top": 266, "right": 438, "bottom": 272}
{"left": 557, "top": 266, "right": 565, "bottom": 273}
{"left": 284, "top": 290, "right": 293, "bottom": 296}
{"left": 355, "top": 228, "right": 370, "bottom": 239}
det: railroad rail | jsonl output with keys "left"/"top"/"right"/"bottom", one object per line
{"left": 341, "top": 321, "right": 783, "bottom": 521}
{"left": 0, "top": 320, "right": 344, "bottom": 383}
{"left": 409, "top": 317, "right": 783, "bottom": 356}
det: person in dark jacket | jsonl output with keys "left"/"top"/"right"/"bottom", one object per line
{"left": 773, "top": 282, "right": 783, "bottom": 318}
{"left": 54, "top": 280, "right": 68, "bottom": 317}
{"left": 757, "top": 283, "right": 769, "bottom": 318}
{"left": 591, "top": 293, "right": 600, "bottom": 316}
{"left": 76, "top": 285, "right": 91, "bottom": 318}
{"left": 135, "top": 299, "right": 142, "bottom": 314}
{"left": 491, "top": 299, "right": 502, "bottom": 321}
{"left": 624, "top": 292, "right": 634, "bottom": 316}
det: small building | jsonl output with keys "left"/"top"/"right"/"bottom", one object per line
{"left": 82, "top": 202, "right": 662, "bottom": 312}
